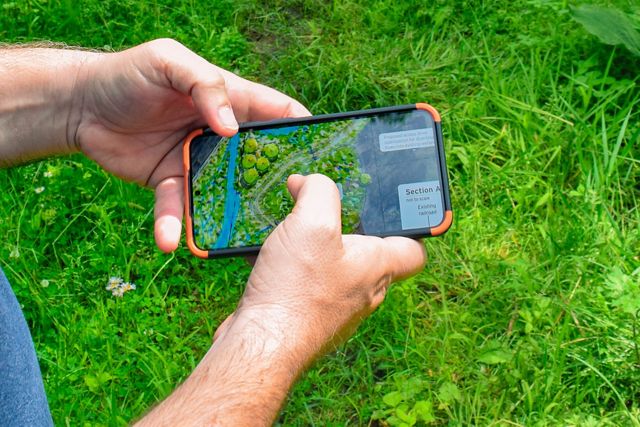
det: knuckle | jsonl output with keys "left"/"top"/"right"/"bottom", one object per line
{"left": 202, "top": 72, "right": 226, "bottom": 91}
{"left": 369, "top": 243, "right": 393, "bottom": 281}
{"left": 305, "top": 221, "right": 337, "bottom": 240}
{"left": 150, "top": 38, "right": 183, "bottom": 50}
{"left": 148, "top": 38, "right": 183, "bottom": 55}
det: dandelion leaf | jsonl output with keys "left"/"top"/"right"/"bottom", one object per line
{"left": 570, "top": 5, "right": 640, "bottom": 56}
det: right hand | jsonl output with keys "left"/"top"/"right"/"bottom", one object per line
{"left": 215, "top": 174, "right": 427, "bottom": 364}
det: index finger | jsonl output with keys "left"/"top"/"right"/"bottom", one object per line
{"left": 145, "top": 39, "right": 239, "bottom": 137}
{"left": 218, "top": 68, "right": 311, "bottom": 122}
{"left": 382, "top": 236, "right": 428, "bottom": 282}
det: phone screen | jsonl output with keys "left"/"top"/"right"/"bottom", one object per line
{"left": 189, "top": 107, "right": 447, "bottom": 251}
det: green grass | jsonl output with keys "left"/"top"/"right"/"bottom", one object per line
{"left": 1, "top": 0, "right": 640, "bottom": 425}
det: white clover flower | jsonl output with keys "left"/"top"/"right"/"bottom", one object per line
{"left": 34, "top": 186, "right": 45, "bottom": 194}
{"left": 120, "top": 282, "right": 134, "bottom": 292}
{"left": 43, "top": 171, "right": 53, "bottom": 178}
{"left": 40, "top": 279, "right": 50, "bottom": 288}
{"left": 105, "top": 276, "right": 123, "bottom": 291}
{"left": 106, "top": 276, "right": 137, "bottom": 297}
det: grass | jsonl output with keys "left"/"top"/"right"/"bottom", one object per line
{"left": 1, "top": 0, "right": 640, "bottom": 425}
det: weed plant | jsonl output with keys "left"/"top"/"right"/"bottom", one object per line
{"left": 1, "top": 0, "right": 639, "bottom": 425}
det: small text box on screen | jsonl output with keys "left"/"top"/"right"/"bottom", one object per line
{"left": 379, "top": 128, "right": 434, "bottom": 152}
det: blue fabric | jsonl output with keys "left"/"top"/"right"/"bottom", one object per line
{"left": 0, "top": 267, "right": 53, "bottom": 426}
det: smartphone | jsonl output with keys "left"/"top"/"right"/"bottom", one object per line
{"left": 183, "top": 103, "right": 452, "bottom": 258}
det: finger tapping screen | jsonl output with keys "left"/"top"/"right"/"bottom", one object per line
{"left": 190, "top": 109, "right": 444, "bottom": 250}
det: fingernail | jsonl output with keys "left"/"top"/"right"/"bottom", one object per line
{"left": 292, "top": 103, "right": 312, "bottom": 117}
{"left": 218, "top": 105, "right": 238, "bottom": 131}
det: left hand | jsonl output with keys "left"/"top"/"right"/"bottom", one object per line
{"left": 72, "top": 39, "right": 310, "bottom": 252}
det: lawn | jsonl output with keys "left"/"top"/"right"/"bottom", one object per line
{"left": 1, "top": 0, "right": 639, "bottom": 425}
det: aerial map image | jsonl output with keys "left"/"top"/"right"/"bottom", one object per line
{"left": 190, "top": 110, "right": 443, "bottom": 250}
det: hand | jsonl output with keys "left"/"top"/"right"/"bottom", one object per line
{"left": 138, "top": 174, "right": 426, "bottom": 425}
{"left": 216, "top": 174, "right": 427, "bottom": 364}
{"left": 73, "top": 39, "right": 310, "bottom": 252}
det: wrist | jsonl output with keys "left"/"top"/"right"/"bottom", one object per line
{"left": 227, "top": 302, "right": 332, "bottom": 369}
{"left": 237, "top": 274, "right": 362, "bottom": 363}
{"left": 218, "top": 306, "right": 313, "bottom": 376}
{"left": 0, "top": 47, "right": 99, "bottom": 165}
{"left": 138, "top": 306, "right": 310, "bottom": 426}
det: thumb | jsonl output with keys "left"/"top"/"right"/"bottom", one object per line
{"left": 286, "top": 174, "right": 342, "bottom": 233}
{"left": 286, "top": 174, "right": 305, "bottom": 201}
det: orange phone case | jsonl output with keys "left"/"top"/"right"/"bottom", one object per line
{"left": 182, "top": 128, "right": 209, "bottom": 258}
{"left": 183, "top": 103, "right": 452, "bottom": 258}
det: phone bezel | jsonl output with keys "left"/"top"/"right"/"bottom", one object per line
{"left": 182, "top": 103, "right": 452, "bottom": 259}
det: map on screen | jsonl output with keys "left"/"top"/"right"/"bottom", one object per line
{"left": 190, "top": 109, "right": 443, "bottom": 250}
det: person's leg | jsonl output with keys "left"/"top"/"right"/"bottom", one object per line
{"left": 0, "top": 267, "right": 53, "bottom": 426}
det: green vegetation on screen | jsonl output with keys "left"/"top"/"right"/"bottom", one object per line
{"left": 193, "top": 119, "right": 369, "bottom": 249}
{"left": 233, "top": 121, "right": 368, "bottom": 243}
{"left": 1, "top": 0, "right": 639, "bottom": 425}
